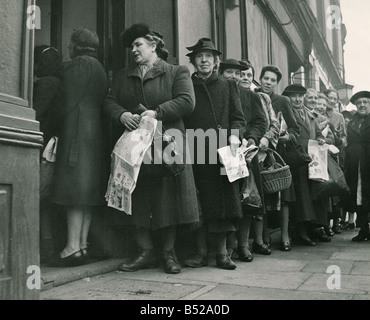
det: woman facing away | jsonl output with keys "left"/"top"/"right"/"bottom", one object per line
{"left": 104, "top": 23, "right": 199, "bottom": 274}
{"left": 51, "top": 28, "right": 108, "bottom": 267}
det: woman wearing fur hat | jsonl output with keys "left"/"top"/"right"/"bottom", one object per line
{"left": 104, "top": 24, "right": 199, "bottom": 274}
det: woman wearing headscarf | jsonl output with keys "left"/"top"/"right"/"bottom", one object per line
{"left": 343, "top": 91, "right": 370, "bottom": 241}
{"left": 104, "top": 24, "right": 199, "bottom": 274}
{"left": 182, "top": 38, "right": 245, "bottom": 270}
{"left": 52, "top": 28, "right": 108, "bottom": 266}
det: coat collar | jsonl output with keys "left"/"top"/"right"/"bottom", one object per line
{"left": 192, "top": 71, "right": 219, "bottom": 86}
{"left": 349, "top": 113, "right": 370, "bottom": 134}
{"left": 128, "top": 58, "right": 166, "bottom": 80}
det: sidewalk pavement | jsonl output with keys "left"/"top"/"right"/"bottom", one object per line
{"left": 40, "top": 228, "right": 370, "bottom": 300}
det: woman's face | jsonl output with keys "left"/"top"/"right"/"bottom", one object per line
{"left": 289, "top": 93, "right": 305, "bottom": 109}
{"left": 316, "top": 98, "right": 327, "bottom": 115}
{"left": 327, "top": 91, "right": 338, "bottom": 109}
{"left": 260, "top": 71, "right": 278, "bottom": 95}
{"left": 239, "top": 68, "right": 254, "bottom": 89}
{"left": 131, "top": 37, "right": 156, "bottom": 65}
{"left": 221, "top": 68, "right": 241, "bottom": 81}
{"left": 355, "top": 98, "right": 370, "bottom": 116}
{"left": 194, "top": 50, "right": 216, "bottom": 77}
{"left": 304, "top": 91, "right": 318, "bottom": 111}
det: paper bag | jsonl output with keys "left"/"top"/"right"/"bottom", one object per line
{"left": 308, "top": 140, "right": 329, "bottom": 181}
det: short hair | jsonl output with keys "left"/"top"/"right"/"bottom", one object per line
{"left": 323, "top": 88, "right": 339, "bottom": 99}
{"left": 317, "top": 93, "right": 329, "bottom": 102}
{"left": 306, "top": 88, "right": 318, "bottom": 95}
{"left": 259, "top": 65, "right": 282, "bottom": 83}
{"left": 70, "top": 28, "right": 99, "bottom": 55}
{"left": 34, "top": 45, "right": 63, "bottom": 78}
{"left": 142, "top": 33, "right": 169, "bottom": 61}
{"left": 189, "top": 51, "right": 220, "bottom": 72}
{"left": 240, "top": 60, "right": 255, "bottom": 79}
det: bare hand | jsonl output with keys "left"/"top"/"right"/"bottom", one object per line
{"left": 229, "top": 135, "right": 241, "bottom": 157}
{"left": 119, "top": 112, "right": 140, "bottom": 131}
{"left": 141, "top": 110, "right": 157, "bottom": 119}
{"left": 317, "top": 138, "right": 326, "bottom": 145}
{"left": 259, "top": 137, "right": 269, "bottom": 152}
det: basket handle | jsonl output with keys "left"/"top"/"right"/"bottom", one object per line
{"left": 266, "top": 148, "right": 288, "bottom": 167}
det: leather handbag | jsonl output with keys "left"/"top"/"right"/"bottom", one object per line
{"left": 283, "top": 139, "right": 312, "bottom": 169}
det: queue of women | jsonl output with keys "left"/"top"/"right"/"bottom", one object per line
{"left": 34, "top": 23, "right": 370, "bottom": 273}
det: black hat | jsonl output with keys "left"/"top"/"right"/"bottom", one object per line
{"left": 121, "top": 23, "right": 163, "bottom": 48}
{"left": 350, "top": 91, "right": 370, "bottom": 104}
{"left": 220, "top": 59, "right": 248, "bottom": 71}
{"left": 282, "top": 84, "right": 307, "bottom": 97}
{"left": 186, "top": 38, "right": 222, "bottom": 57}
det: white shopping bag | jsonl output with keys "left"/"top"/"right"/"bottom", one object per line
{"left": 308, "top": 139, "right": 329, "bottom": 181}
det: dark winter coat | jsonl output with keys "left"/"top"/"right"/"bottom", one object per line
{"left": 184, "top": 72, "right": 245, "bottom": 222}
{"left": 33, "top": 76, "right": 62, "bottom": 149}
{"left": 103, "top": 59, "right": 199, "bottom": 229}
{"left": 343, "top": 113, "right": 370, "bottom": 211}
{"left": 53, "top": 53, "right": 108, "bottom": 206}
{"left": 291, "top": 107, "right": 327, "bottom": 224}
{"left": 239, "top": 88, "right": 267, "bottom": 216}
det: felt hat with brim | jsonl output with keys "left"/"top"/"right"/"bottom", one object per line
{"left": 186, "top": 38, "right": 222, "bottom": 57}
{"left": 220, "top": 59, "right": 248, "bottom": 71}
{"left": 121, "top": 23, "right": 163, "bottom": 48}
{"left": 282, "top": 84, "right": 307, "bottom": 97}
{"left": 350, "top": 91, "right": 370, "bottom": 104}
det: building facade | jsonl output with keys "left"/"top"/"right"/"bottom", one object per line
{"left": 0, "top": 0, "right": 351, "bottom": 299}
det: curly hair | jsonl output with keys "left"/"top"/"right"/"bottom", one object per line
{"left": 143, "top": 33, "right": 169, "bottom": 61}
{"left": 259, "top": 65, "right": 282, "bottom": 83}
{"left": 34, "top": 45, "right": 63, "bottom": 78}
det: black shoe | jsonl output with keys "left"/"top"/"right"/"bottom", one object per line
{"left": 183, "top": 253, "right": 208, "bottom": 268}
{"left": 263, "top": 235, "right": 272, "bottom": 248}
{"left": 227, "top": 248, "right": 239, "bottom": 260}
{"left": 312, "top": 227, "right": 332, "bottom": 242}
{"left": 294, "top": 236, "right": 316, "bottom": 246}
{"left": 332, "top": 225, "right": 342, "bottom": 234}
{"left": 252, "top": 242, "right": 272, "bottom": 255}
{"left": 324, "top": 226, "right": 335, "bottom": 237}
{"left": 237, "top": 246, "right": 254, "bottom": 262}
{"left": 118, "top": 249, "right": 157, "bottom": 272}
{"left": 280, "top": 242, "right": 292, "bottom": 251}
{"left": 342, "top": 222, "right": 356, "bottom": 230}
{"left": 163, "top": 249, "right": 181, "bottom": 274}
{"left": 49, "top": 250, "right": 85, "bottom": 267}
{"left": 216, "top": 254, "right": 236, "bottom": 270}
{"left": 352, "top": 232, "right": 370, "bottom": 242}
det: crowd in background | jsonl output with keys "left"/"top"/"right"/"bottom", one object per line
{"left": 33, "top": 24, "right": 370, "bottom": 273}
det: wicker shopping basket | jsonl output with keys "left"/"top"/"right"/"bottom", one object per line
{"left": 260, "top": 149, "right": 292, "bottom": 194}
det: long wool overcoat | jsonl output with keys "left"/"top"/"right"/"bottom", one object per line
{"left": 343, "top": 113, "right": 370, "bottom": 212}
{"left": 53, "top": 53, "right": 108, "bottom": 206}
{"left": 103, "top": 59, "right": 199, "bottom": 230}
{"left": 184, "top": 72, "right": 245, "bottom": 222}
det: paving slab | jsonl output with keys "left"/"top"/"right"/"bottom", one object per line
{"left": 301, "top": 260, "right": 354, "bottom": 274}
{"left": 330, "top": 252, "right": 370, "bottom": 262}
{"left": 351, "top": 262, "right": 370, "bottom": 276}
{"left": 297, "top": 274, "right": 370, "bottom": 295}
{"left": 195, "top": 283, "right": 355, "bottom": 300}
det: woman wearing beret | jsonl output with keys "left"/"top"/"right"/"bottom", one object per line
{"left": 282, "top": 84, "right": 327, "bottom": 246}
{"left": 343, "top": 91, "right": 370, "bottom": 241}
{"left": 52, "top": 28, "right": 108, "bottom": 266}
{"left": 104, "top": 24, "right": 199, "bottom": 274}
{"left": 182, "top": 39, "right": 245, "bottom": 270}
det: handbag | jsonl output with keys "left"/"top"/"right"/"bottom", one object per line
{"left": 283, "top": 139, "right": 312, "bottom": 169}
{"left": 311, "top": 153, "right": 350, "bottom": 199}
{"left": 141, "top": 124, "right": 185, "bottom": 178}
{"left": 40, "top": 137, "right": 58, "bottom": 200}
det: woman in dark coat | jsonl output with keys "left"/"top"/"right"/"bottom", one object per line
{"left": 218, "top": 59, "right": 268, "bottom": 261}
{"left": 256, "top": 65, "right": 300, "bottom": 251}
{"left": 103, "top": 24, "right": 199, "bottom": 274}
{"left": 52, "top": 28, "right": 108, "bottom": 266}
{"left": 182, "top": 39, "right": 245, "bottom": 270}
{"left": 282, "top": 84, "right": 327, "bottom": 246}
{"left": 344, "top": 91, "right": 370, "bottom": 241}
